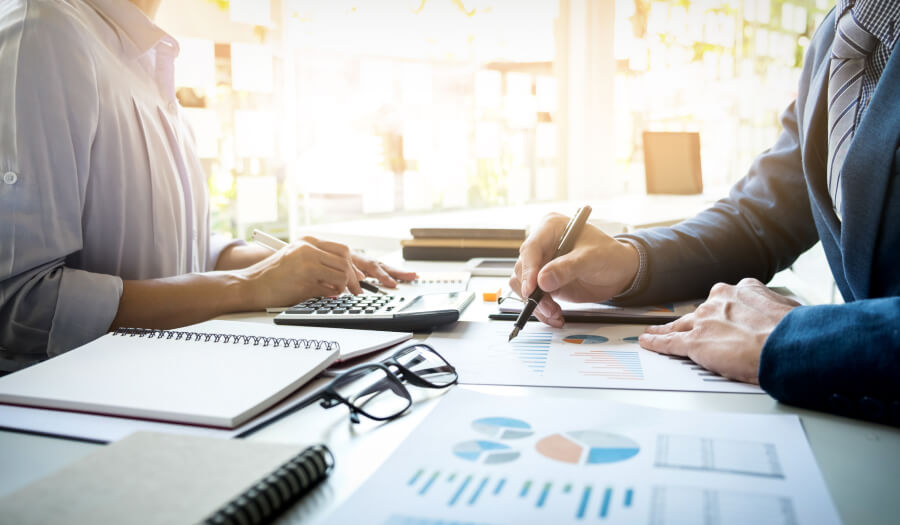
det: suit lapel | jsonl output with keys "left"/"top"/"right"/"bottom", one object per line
{"left": 840, "top": 45, "right": 900, "bottom": 299}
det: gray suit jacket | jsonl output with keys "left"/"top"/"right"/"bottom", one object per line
{"left": 620, "top": 11, "right": 900, "bottom": 425}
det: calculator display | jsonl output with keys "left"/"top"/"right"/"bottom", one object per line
{"left": 397, "top": 292, "right": 462, "bottom": 314}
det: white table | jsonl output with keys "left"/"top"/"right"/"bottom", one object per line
{"left": 1, "top": 271, "right": 899, "bottom": 524}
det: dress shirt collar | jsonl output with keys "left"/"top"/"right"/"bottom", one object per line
{"left": 83, "top": 0, "right": 176, "bottom": 59}
{"left": 836, "top": 0, "right": 900, "bottom": 49}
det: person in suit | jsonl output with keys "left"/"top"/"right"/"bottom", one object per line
{"left": 0, "top": 0, "right": 415, "bottom": 371}
{"left": 510, "top": 3, "right": 900, "bottom": 425}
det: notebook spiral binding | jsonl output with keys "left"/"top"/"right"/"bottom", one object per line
{"left": 204, "top": 444, "right": 335, "bottom": 525}
{"left": 111, "top": 327, "right": 340, "bottom": 351}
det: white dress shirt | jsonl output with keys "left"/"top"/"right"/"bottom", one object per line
{"left": 0, "top": 0, "right": 238, "bottom": 371}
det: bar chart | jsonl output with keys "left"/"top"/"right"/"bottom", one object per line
{"left": 405, "top": 467, "right": 637, "bottom": 522}
{"left": 564, "top": 335, "right": 645, "bottom": 380}
{"left": 662, "top": 354, "right": 736, "bottom": 383}
{"left": 486, "top": 326, "right": 553, "bottom": 375}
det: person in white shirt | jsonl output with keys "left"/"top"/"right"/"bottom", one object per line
{"left": 0, "top": 0, "right": 414, "bottom": 372}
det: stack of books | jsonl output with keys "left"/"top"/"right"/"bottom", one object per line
{"left": 401, "top": 227, "right": 526, "bottom": 261}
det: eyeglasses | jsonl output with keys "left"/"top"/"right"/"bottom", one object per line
{"left": 316, "top": 343, "right": 458, "bottom": 423}
{"left": 238, "top": 344, "right": 457, "bottom": 437}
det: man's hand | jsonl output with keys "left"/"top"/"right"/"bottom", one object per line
{"left": 509, "top": 213, "right": 640, "bottom": 327}
{"left": 639, "top": 278, "right": 800, "bottom": 384}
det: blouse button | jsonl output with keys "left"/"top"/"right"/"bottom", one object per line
{"left": 2, "top": 171, "right": 17, "bottom": 185}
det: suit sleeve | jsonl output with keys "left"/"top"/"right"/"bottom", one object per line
{"left": 760, "top": 299, "right": 900, "bottom": 425}
{"left": 614, "top": 97, "right": 820, "bottom": 306}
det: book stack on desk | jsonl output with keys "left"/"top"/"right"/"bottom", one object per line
{"left": 401, "top": 227, "right": 526, "bottom": 261}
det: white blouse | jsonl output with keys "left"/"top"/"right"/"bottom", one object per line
{"left": 0, "top": 0, "right": 236, "bottom": 370}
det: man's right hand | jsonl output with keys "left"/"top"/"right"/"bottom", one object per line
{"left": 509, "top": 213, "right": 641, "bottom": 327}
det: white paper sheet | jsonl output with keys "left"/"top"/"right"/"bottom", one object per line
{"left": 323, "top": 389, "right": 840, "bottom": 525}
{"left": 426, "top": 322, "right": 763, "bottom": 393}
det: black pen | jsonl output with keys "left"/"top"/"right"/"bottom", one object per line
{"left": 359, "top": 280, "right": 387, "bottom": 295}
{"left": 509, "top": 205, "right": 592, "bottom": 341}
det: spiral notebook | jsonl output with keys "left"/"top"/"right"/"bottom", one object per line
{"left": 0, "top": 320, "right": 410, "bottom": 428}
{"left": 0, "top": 432, "right": 333, "bottom": 525}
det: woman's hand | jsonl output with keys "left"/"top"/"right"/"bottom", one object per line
{"left": 236, "top": 236, "right": 363, "bottom": 308}
{"left": 351, "top": 252, "right": 418, "bottom": 288}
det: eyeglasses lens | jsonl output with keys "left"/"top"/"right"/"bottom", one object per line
{"left": 394, "top": 345, "right": 457, "bottom": 387}
{"left": 333, "top": 365, "right": 410, "bottom": 420}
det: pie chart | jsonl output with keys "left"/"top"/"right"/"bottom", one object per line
{"left": 453, "top": 440, "right": 520, "bottom": 464}
{"left": 536, "top": 431, "right": 640, "bottom": 464}
{"left": 623, "top": 336, "right": 640, "bottom": 343}
{"left": 472, "top": 417, "right": 533, "bottom": 439}
{"left": 563, "top": 334, "right": 609, "bottom": 344}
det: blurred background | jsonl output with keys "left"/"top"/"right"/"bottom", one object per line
{"left": 160, "top": 0, "right": 832, "bottom": 240}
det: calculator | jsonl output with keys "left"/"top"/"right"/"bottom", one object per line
{"left": 274, "top": 291, "right": 475, "bottom": 332}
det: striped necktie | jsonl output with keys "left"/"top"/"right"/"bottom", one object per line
{"left": 827, "top": 10, "right": 877, "bottom": 219}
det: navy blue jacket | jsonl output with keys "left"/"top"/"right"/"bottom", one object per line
{"left": 621, "top": 12, "right": 900, "bottom": 425}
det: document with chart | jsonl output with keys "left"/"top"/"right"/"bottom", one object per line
{"left": 324, "top": 389, "right": 840, "bottom": 525}
{"left": 425, "top": 322, "right": 762, "bottom": 393}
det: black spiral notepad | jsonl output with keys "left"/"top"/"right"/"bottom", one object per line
{"left": 0, "top": 432, "right": 334, "bottom": 525}
{"left": 0, "top": 320, "right": 407, "bottom": 428}
{"left": 204, "top": 443, "right": 334, "bottom": 525}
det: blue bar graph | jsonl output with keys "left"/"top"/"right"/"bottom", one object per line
{"left": 408, "top": 468, "right": 635, "bottom": 521}
{"left": 468, "top": 477, "right": 490, "bottom": 505}
{"left": 577, "top": 486, "right": 592, "bottom": 520}
{"left": 449, "top": 475, "right": 472, "bottom": 506}
{"left": 493, "top": 478, "right": 506, "bottom": 495}
{"left": 599, "top": 487, "right": 612, "bottom": 518}
{"left": 419, "top": 471, "right": 440, "bottom": 495}
{"left": 507, "top": 331, "right": 553, "bottom": 373}
{"left": 520, "top": 480, "right": 532, "bottom": 498}
{"left": 408, "top": 469, "right": 423, "bottom": 486}
{"left": 536, "top": 482, "right": 552, "bottom": 507}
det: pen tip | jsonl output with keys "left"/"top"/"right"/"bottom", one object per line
{"left": 508, "top": 327, "right": 519, "bottom": 342}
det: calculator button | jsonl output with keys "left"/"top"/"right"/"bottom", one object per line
{"left": 289, "top": 308, "right": 315, "bottom": 314}
{"left": 316, "top": 309, "right": 331, "bottom": 314}
{"left": 364, "top": 309, "right": 375, "bottom": 314}
{"left": 333, "top": 309, "right": 346, "bottom": 314}
{"left": 349, "top": 309, "right": 361, "bottom": 314}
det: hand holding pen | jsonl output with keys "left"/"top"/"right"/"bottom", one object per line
{"left": 509, "top": 206, "right": 593, "bottom": 341}
{"left": 508, "top": 208, "right": 643, "bottom": 331}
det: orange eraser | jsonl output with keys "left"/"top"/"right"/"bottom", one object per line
{"left": 482, "top": 288, "right": 502, "bottom": 302}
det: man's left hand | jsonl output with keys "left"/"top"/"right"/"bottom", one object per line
{"left": 639, "top": 278, "right": 801, "bottom": 384}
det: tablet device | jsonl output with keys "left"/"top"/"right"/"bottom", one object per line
{"left": 464, "top": 257, "right": 518, "bottom": 277}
